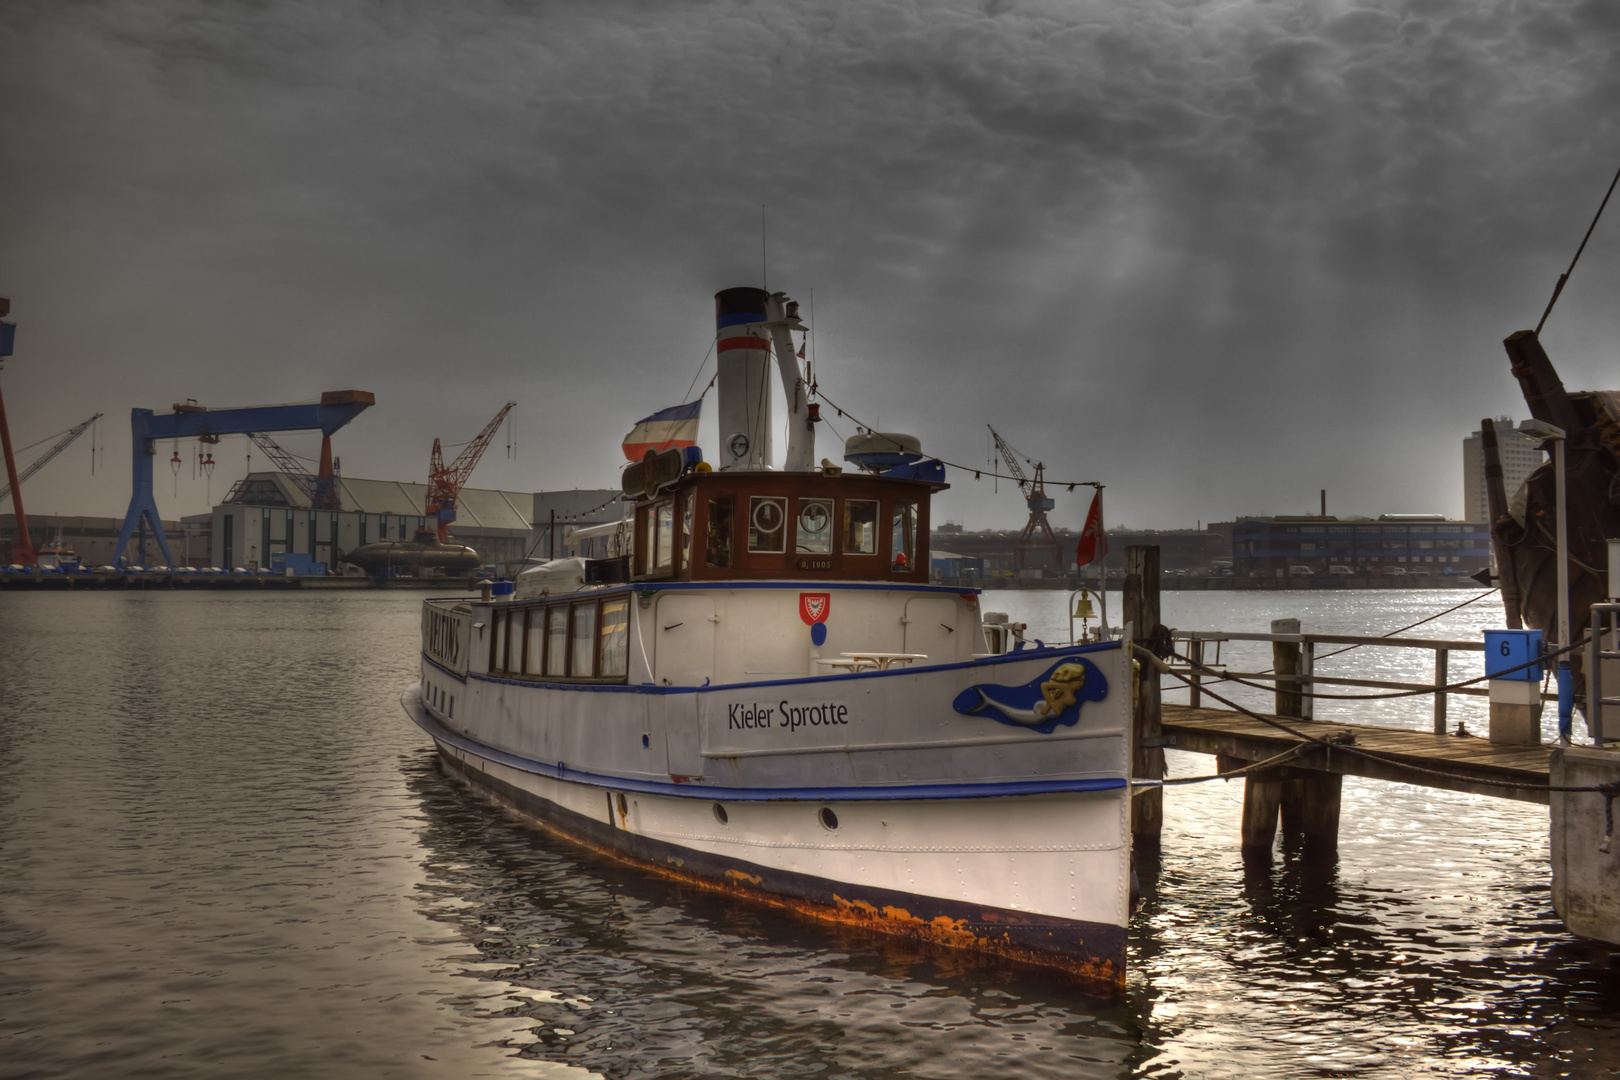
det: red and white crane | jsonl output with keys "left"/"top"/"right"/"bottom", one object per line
{"left": 425, "top": 403, "right": 515, "bottom": 543}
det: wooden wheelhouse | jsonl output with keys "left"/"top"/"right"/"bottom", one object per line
{"left": 629, "top": 469, "right": 946, "bottom": 584}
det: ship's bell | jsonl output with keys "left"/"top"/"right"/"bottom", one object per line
{"left": 1073, "top": 589, "right": 1096, "bottom": 620}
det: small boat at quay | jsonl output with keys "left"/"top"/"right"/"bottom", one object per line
{"left": 402, "top": 287, "right": 1134, "bottom": 989}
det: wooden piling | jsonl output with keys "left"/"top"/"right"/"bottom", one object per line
{"left": 1125, "top": 545, "right": 1164, "bottom": 850}
{"left": 1222, "top": 753, "right": 1281, "bottom": 856}
{"left": 1271, "top": 617, "right": 1302, "bottom": 719}
{"left": 1298, "top": 773, "right": 1342, "bottom": 855}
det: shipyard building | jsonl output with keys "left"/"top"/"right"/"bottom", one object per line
{"left": 208, "top": 473, "right": 623, "bottom": 572}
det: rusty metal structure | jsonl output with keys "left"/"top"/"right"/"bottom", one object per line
{"left": 426, "top": 402, "right": 515, "bottom": 544}
{"left": 1482, "top": 331, "right": 1620, "bottom": 637}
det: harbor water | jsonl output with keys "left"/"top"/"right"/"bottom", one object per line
{"left": 2, "top": 589, "right": 1617, "bottom": 1078}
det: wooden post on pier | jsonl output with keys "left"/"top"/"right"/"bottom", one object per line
{"left": 1272, "top": 618, "right": 1301, "bottom": 719}
{"left": 1125, "top": 545, "right": 1164, "bottom": 850}
{"left": 1228, "top": 618, "right": 1343, "bottom": 858}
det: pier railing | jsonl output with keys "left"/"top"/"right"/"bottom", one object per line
{"left": 1167, "top": 627, "right": 1485, "bottom": 734}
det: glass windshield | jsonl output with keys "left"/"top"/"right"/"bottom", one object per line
{"left": 749, "top": 496, "right": 787, "bottom": 553}
{"left": 654, "top": 502, "right": 674, "bottom": 569}
{"left": 796, "top": 498, "right": 832, "bottom": 554}
{"left": 706, "top": 498, "right": 733, "bottom": 568}
{"left": 891, "top": 501, "right": 917, "bottom": 571}
{"left": 681, "top": 492, "right": 695, "bottom": 570}
{"left": 844, "top": 500, "right": 877, "bottom": 555}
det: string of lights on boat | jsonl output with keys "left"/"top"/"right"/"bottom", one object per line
{"left": 809, "top": 386, "right": 1104, "bottom": 492}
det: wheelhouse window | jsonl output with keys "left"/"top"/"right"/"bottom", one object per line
{"left": 706, "top": 497, "right": 734, "bottom": 568}
{"left": 681, "top": 492, "right": 695, "bottom": 570}
{"left": 748, "top": 496, "right": 787, "bottom": 553}
{"left": 891, "top": 500, "right": 917, "bottom": 571}
{"left": 654, "top": 501, "right": 675, "bottom": 571}
{"left": 570, "top": 603, "right": 597, "bottom": 677}
{"left": 845, "top": 500, "right": 878, "bottom": 555}
{"left": 796, "top": 498, "right": 833, "bottom": 554}
{"left": 599, "top": 598, "right": 629, "bottom": 678}
{"left": 545, "top": 606, "right": 568, "bottom": 677}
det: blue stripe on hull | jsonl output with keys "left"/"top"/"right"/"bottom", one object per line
{"left": 402, "top": 685, "right": 1125, "bottom": 802}
{"left": 433, "top": 638, "right": 1122, "bottom": 695}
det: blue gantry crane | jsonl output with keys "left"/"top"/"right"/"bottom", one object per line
{"left": 114, "top": 391, "right": 375, "bottom": 567}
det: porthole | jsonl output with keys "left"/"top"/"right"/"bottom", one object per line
{"left": 617, "top": 792, "right": 628, "bottom": 816}
{"left": 712, "top": 802, "right": 729, "bottom": 825}
{"left": 819, "top": 807, "right": 839, "bottom": 830}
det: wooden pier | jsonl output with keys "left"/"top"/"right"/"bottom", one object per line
{"left": 1160, "top": 705, "right": 1555, "bottom": 806}
{"left": 1118, "top": 543, "right": 1557, "bottom": 860}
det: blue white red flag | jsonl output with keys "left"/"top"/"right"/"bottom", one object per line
{"left": 622, "top": 400, "right": 702, "bottom": 461}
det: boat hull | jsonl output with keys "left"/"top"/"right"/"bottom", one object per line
{"left": 403, "top": 682, "right": 1129, "bottom": 990}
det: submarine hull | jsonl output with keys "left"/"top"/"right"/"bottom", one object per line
{"left": 343, "top": 537, "right": 482, "bottom": 577}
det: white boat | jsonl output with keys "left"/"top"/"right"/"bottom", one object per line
{"left": 402, "top": 287, "right": 1134, "bottom": 989}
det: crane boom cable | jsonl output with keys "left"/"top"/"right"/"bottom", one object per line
{"left": 988, "top": 425, "right": 1033, "bottom": 498}
{"left": 0, "top": 412, "right": 103, "bottom": 505}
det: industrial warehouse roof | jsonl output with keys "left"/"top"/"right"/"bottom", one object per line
{"left": 223, "top": 472, "right": 536, "bottom": 533}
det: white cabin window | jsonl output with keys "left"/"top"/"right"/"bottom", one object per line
{"left": 492, "top": 610, "right": 509, "bottom": 672}
{"left": 796, "top": 498, "right": 833, "bottom": 554}
{"left": 570, "top": 603, "right": 597, "bottom": 677}
{"left": 599, "top": 599, "right": 629, "bottom": 678}
{"left": 524, "top": 608, "right": 544, "bottom": 674}
{"left": 506, "top": 609, "right": 525, "bottom": 673}
{"left": 748, "top": 496, "right": 787, "bottom": 553}
{"left": 845, "top": 500, "right": 877, "bottom": 555}
{"left": 545, "top": 606, "right": 568, "bottom": 677}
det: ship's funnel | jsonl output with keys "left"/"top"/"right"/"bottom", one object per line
{"left": 715, "top": 287, "right": 772, "bottom": 471}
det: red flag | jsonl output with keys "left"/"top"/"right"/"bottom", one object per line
{"left": 1076, "top": 489, "right": 1108, "bottom": 568}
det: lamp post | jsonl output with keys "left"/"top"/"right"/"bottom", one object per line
{"left": 1521, "top": 419, "right": 1572, "bottom": 741}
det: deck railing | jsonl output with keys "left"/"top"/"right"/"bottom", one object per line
{"left": 1167, "top": 627, "right": 1485, "bottom": 735}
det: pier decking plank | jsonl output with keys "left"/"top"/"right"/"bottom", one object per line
{"left": 1160, "top": 704, "right": 1554, "bottom": 805}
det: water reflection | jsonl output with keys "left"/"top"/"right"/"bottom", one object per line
{"left": 403, "top": 748, "right": 1137, "bottom": 1079}
{"left": 6, "top": 590, "right": 1620, "bottom": 1078}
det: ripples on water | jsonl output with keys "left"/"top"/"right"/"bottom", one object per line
{"left": 2, "top": 589, "right": 1618, "bottom": 1078}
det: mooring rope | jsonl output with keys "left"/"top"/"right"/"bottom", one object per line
{"left": 1170, "top": 634, "right": 1582, "bottom": 701}
{"left": 1134, "top": 642, "right": 1620, "bottom": 800}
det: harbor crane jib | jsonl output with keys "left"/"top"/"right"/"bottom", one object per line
{"left": 426, "top": 402, "right": 515, "bottom": 544}
{"left": 114, "top": 391, "right": 375, "bottom": 568}
{"left": 988, "top": 424, "right": 1062, "bottom": 572}
{"left": 0, "top": 412, "right": 102, "bottom": 505}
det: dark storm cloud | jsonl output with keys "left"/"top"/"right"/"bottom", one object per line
{"left": 1, "top": 0, "right": 1616, "bottom": 528}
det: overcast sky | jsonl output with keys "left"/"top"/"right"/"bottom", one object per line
{"left": 2, "top": 0, "right": 1618, "bottom": 533}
